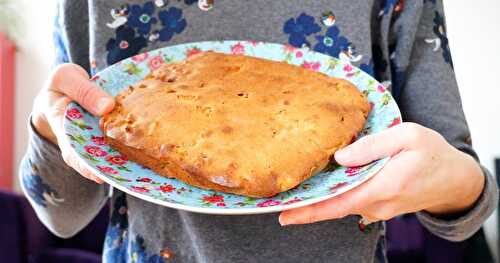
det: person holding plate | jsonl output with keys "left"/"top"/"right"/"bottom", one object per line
{"left": 21, "top": 0, "right": 497, "bottom": 262}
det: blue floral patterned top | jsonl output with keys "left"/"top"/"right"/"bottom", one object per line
{"left": 19, "top": 1, "right": 498, "bottom": 263}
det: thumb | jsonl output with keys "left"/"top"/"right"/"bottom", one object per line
{"left": 335, "top": 123, "right": 413, "bottom": 166}
{"left": 50, "top": 63, "right": 114, "bottom": 116}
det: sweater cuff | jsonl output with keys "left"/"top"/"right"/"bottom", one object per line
{"left": 416, "top": 165, "right": 498, "bottom": 242}
{"left": 27, "top": 117, "right": 66, "bottom": 165}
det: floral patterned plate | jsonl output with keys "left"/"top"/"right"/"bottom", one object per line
{"left": 63, "top": 41, "right": 401, "bottom": 215}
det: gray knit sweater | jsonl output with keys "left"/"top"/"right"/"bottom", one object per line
{"left": 19, "top": 1, "right": 498, "bottom": 262}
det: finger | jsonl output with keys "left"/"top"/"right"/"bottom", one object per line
{"left": 358, "top": 152, "right": 430, "bottom": 221}
{"left": 279, "top": 196, "right": 348, "bottom": 226}
{"left": 359, "top": 215, "right": 379, "bottom": 225}
{"left": 279, "top": 192, "right": 365, "bottom": 225}
{"left": 280, "top": 147, "right": 424, "bottom": 225}
{"left": 334, "top": 123, "right": 422, "bottom": 166}
{"left": 279, "top": 175, "right": 386, "bottom": 225}
{"left": 58, "top": 130, "right": 104, "bottom": 184}
{"left": 45, "top": 95, "right": 103, "bottom": 184}
{"left": 49, "top": 63, "right": 114, "bottom": 116}
{"left": 61, "top": 148, "right": 104, "bottom": 184}
{"left": 45, "top": 94, "right": 72, "bottom": 140}
{"left": 280, "top": 150, "right": 413, "bottom": 225}
{"left": 360, "top": 201, "right": 399, "bottom": 222}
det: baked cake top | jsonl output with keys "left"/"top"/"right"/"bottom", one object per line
{"left": 102, "top": 52, "right": 370, "bottom": 197}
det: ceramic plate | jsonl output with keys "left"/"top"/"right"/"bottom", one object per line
{"left": 63, "top": 41, "right": 401, "bottom": 215}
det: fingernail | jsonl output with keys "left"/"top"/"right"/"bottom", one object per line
{"left": 95, "top": 178, "right": 104, "bottom": 184}
{"left": 279, "top": 214, "right": 291, "bottom": 226}
{"left": 96, "top": 97, "right": 112, "bottom": 113}
{"left": 335, "top": 148, "right": 349, "bottom": 160}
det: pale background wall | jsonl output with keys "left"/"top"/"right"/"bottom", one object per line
{"left": 10, "top": 0, "right": 500, "bottom": 260}
{"left": 444, "top": 1, "right": 500, "bottom": 260}
{"left": 13, "top": 0, "right": 55, "bottom": 191}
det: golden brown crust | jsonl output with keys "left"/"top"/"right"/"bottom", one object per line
{"left": 102, "top": 52, "right": 370, "bottom": 197}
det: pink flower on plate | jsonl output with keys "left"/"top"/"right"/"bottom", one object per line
{"left": 296, "top": 51, "right": 303, "bottom": 58}
{"left": 230, "top": 43, "right": 245, "bottom": 55}
{"left": 283, "top": 44, "right": 297, "bottom": 53}
{"left": 136, "top": 177, "right": 152, "bottom": 183}
{"left": 283, "top": 197, "right": 302, "bottom": 205}
{"left": 345, "top": 166, "right": 362, "bottom": 177}
{"left": 91, "top": 136, "right": 106, "bottom": 145}
{"left": 106, "top": 155, "right": 128, "bottom": 165}
{"left": 216, "top": 203, "right": 226, "bottom": 207}
{"left": 186, "top": 47, "right": 202, "bottom": 58}
{"left": 302, "top": 61, "right": 321, "bottom": 72}
{"left": 343, "top": 64, "right": 354, "bottom": 72}
{"left": 148, "top": 55, "right": 165, "bottom": 71}
{"left": 388, "top": 117, "right": 402, "bottom": 128}
{"left": 84, "top": 145, "right": 107, "bottom": 157}
{"left": 329, "top": 182, "right": 348, "bottom": 193}
{"left": 97, "top": 165, "right": 118, "bottom": 175}
{"left": 247, "top": 40, "right": 259, "bottom": 46}
{"left": 203, "top": 195, "right": 224, "bottom": 203}
{"left": 131, "top": 52, "right": 149, "bottom": 62}
{"left": 257, "top": 199, "right": 281, "bottom": 207}
{"left": 158, "top": 184, "right": 175, "bottom": 193}
{"left": 131, "top": 186, "right": 150, "bottom": 193}
{"left": 66, "top": 108, "right": 83, "bottom": 120}
{"left": 377, "top": 85, "right": 386, "bottom": 93}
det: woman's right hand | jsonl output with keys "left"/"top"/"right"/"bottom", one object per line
{"left": 32, "top": 63, "right": 115, "bottom": 183}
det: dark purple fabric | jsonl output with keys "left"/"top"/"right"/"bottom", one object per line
{"left": 1, "top": 189, "right": 492, "bottom": 263}
{"left": 387, "top": 214, "right": 468, "bottom": 263}
{"left": 386, "top": 215, "right": 426, "bottom": 262}
{"left": 54, "top": 205, "right": 109, "bottom": 254}
{"left": 387, "top": 216, "right": 425, "bottom": 253}
{"left": 423, "top": 225, "right": 466, "bottom": 263}
{"left": 19, "top": 194, "right": 57, "bottom": 257}
{"left": 0, "top": 189, "right": 23, "bottom": 263}
{"left": 30, "top": 248, "right": 101, "bottom": 263}
{"left": 0, "top": 189, "right": 107, "bottom": 263}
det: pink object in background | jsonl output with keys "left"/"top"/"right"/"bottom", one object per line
{"left": 0, "top": 32, "right": 15, "bottom": 189}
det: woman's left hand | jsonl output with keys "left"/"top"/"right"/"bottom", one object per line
{"left": 279, "top": 123, "right": 485, "bottom": 226}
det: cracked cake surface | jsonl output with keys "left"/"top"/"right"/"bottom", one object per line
{"left": 101, "top": 51, "right": 370, "bottom": 197}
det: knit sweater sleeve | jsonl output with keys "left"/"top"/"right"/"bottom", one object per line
{"left": 385, "top": 0, "right": 498, "bottom": 241}
{"left": 19, "top": 0, "right": 108, "bottom": 238}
